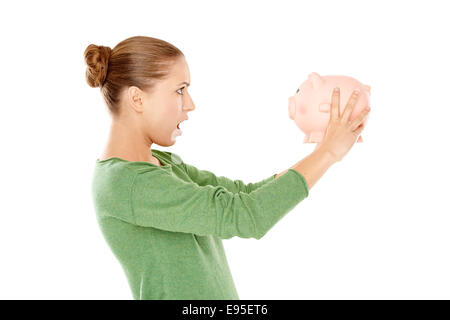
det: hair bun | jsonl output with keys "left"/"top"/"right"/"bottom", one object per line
{"left": 84, "top": 44, "right": 112, "bottom": 88}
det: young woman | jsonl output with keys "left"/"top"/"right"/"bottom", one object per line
{"left": 85, "top": 35, "right": 370, "bottom": 300}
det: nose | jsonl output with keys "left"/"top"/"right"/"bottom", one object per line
{"left": 183, "top": 105, "right": 195, "bottom": 115}
{"left": 183, "top": 95, "right": 195, "bottom": 112}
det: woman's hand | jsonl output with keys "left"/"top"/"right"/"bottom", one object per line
{"left": 314, "top": 87, "right": 371, "bottom": 162}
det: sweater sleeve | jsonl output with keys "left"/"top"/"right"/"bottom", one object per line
{"left": 182, "top": 162, "right": 276, "bottom": 194}
{"left": 130, "top": 167, "right": 309, "bottom": 240}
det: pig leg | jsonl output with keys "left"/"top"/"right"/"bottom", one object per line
{"left": 304, "top": 131, "right": 325, "bottom": 143}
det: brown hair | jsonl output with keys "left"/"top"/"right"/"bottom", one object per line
{"left": 84, "top": 36, "right": 184, "bottom": 116}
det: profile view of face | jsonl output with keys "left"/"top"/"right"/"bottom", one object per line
{"left": 127, "top": 56, "right": 196, "bottom": 147}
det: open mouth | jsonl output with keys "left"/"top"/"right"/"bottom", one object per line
{"left": 177, "top": 119, "right": 187, "bottom": 130}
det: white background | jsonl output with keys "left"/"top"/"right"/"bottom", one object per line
{"left": 1, "top": 0, "right": 449, "bottom": 299}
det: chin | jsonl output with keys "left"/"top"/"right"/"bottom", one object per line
{"left": 157, "top": 138, "right": 177, "bottom": 147}
{"left": 152, "top": 131, "right": 179, "bottom": 147}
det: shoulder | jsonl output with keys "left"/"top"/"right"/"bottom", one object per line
{"left": 152, "top": 148, "right": 184, "bottom": 166}
{"left": 92, "top": 162, "right": 138, "bottom": 219}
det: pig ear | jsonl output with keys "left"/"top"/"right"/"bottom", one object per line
{"left": 364, "top": 85, "right": 371, "bottom": 94}
{"left": 308, "top": 72, "right": 324, "bottom": 89}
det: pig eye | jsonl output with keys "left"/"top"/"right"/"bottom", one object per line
{"left": 296, "top": 88, "right": 300, "bottom": 94}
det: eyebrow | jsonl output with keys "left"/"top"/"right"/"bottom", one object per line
{"left": 178, "top": 81, "right": 190, "bottom": 87}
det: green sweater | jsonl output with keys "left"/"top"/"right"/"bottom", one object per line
{"left": 91, "top": 149, "right": 309, "bottom": 300}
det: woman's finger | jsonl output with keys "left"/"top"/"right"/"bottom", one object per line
{"left": 353, "top": 122, "right": 365, "bottom": 136}
{"left": 330, "top": 87, "right": 340, "bottom": 122}
{"left": 350, "top": 107, "right": 370, "bottom": 131}
{"left": 342, "top": 89, "right": 360, "bottom": 123}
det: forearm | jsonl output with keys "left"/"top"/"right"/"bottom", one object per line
{"left": 274, "top": 147, "right": 336, "bottom": 190}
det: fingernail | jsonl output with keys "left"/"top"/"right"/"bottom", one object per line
{"left": 334, "top": 87, "right": 339, "bottom": 92}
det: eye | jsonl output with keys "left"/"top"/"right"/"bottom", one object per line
{"left": 296, "top": 88, "right": 300, "bottom": 94}
{"left": 177, "top": 87, "right": 186, "bottom": 95}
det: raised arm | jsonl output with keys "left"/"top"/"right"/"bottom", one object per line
{"left": 274, "top": 147, "right": 337, "bottom": 190}
{"left": 182, "top": 162, "right": 276, "bottom": 194}
{"left": 128, "top": 167, "right": 309, "bottom": 240}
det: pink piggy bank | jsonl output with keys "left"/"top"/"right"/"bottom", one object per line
{"left": 288, "top": 72, "right": 371, "bottom": 143}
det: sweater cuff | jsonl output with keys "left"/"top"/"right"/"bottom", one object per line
{"left": 287, "top": 169, "right": 309, "bottom": 198}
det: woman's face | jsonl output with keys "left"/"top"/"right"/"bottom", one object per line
{"left": 138, "top": 56, "right": 195, "bottom": 146}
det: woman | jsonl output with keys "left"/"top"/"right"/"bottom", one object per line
{"left": 86, "top": 36, "right": 370, "bottom": 300}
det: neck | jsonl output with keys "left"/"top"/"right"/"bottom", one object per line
{"left": 101, "top": 119, "right": 157, "bottom": 163}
